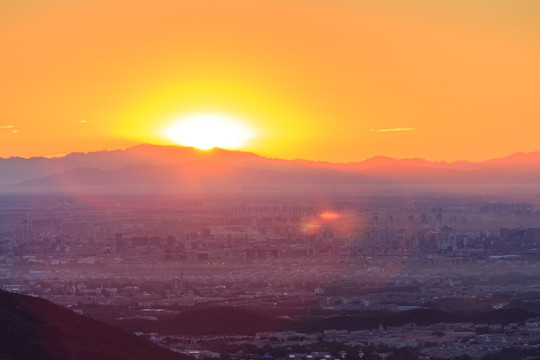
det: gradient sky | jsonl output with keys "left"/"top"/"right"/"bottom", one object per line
{"left": 1, "top": 0, "right": 540, "bottom": 162}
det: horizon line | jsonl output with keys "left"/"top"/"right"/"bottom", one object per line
{"left": 1, "top": 142, "right": 539, "bottom": 165}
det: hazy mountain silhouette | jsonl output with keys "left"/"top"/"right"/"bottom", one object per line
{"left": 3, "top": 144, "right": 540, "bottom": 191}
{"left": 118, "top": 306, "right": 296, "bottom": 335}
{"left": 17, "top": 162, "right": 374, "bottom": 191}
{"left": 0, "top": 289, "right": 190, "bottom": 360}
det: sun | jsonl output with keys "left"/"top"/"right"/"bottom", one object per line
{"left": 162, "top": 113, "right": 255, "bottom": 150}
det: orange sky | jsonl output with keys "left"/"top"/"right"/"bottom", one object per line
{"left": 1, "top": 0, "right": 540, "bottom": 162}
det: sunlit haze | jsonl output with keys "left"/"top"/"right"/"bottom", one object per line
{"left": 162, "top": 113, "right": 255, "bottom": 150}
{"left": 3, "top": 2, "right": 540, "bottom": 357}
{"left": 1, "top": 0, "right": 540, "bottom": 162}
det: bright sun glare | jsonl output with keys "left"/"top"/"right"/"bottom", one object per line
{"left": 162, "top": 113, "right": 255, "bottom": 150}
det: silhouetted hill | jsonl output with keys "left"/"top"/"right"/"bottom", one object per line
{"left": 115, "top": 306, "right": 538, "bottom": 336}
{"left": 17, "top": 162, "right": 540, "bottom": 192}
{"left": 0, "top": 290, "right": 190, "bottom": 360}
{"left": 118, "top": 306, "right": 296, "bottom": 335}
{"left": 296, "top": 309, "right": 452, "bottom": 332}
{"left": 297, "top": 308, "right": 539, "bottom": 333}
{"left": 4, "top": 143, "right": 540, "bottom": 190}
{"left": 0, "top": 144, "right": 267, "bottom": 184}
{"left": 17, "top": 162, "right": 374, "bottom": 191}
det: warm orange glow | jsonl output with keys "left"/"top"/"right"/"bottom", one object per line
{"left": 162, "top": 113, "right": 255, "bottom": 150}
{"left": 1, "top": 1, "right": 540, "bottom": 161}
{"left": 301, "top": 219, "right": 321, "bottom": 235}
{"left": 320, "top": 211, "right": 340, "bottom": 221}
{"left": 301, "top": 210, "right": 362, "bottom": 236}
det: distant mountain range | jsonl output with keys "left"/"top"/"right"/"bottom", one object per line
{"left": 0, "top": 289, "right": 189, "bottom": 360}
{"left": 3, "top": 144, "right": 540, "bottom": 191}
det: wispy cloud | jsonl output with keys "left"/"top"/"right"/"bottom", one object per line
{"left": 371, "top": 127, "right": 416, "bottom": 132}
{"left": 0, "top": 125, "right": 18, "bottom": 133}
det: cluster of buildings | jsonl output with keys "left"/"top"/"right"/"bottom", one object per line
{"left": 2, "top": 194, "right": 540, "bottom": 359}
{"left": 144, "top": 318, "right": 540, "bottom": 360}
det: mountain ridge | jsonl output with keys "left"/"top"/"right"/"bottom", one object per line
{"left": 4, "top": 143, "right": 539, "bottom": 167}
{"left": 4, "top": 144, "right": 540, "bottom": 190}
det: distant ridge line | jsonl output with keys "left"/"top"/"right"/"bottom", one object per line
{"left": 2, "top": 143, "right": 540, "bottom": 190}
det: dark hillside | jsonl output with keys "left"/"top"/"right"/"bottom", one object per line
{"left": 0, "top": 290, "right": 190, "bottom": 360}
{"left": 118, "top": 306, "right": 296, "bottom": 335}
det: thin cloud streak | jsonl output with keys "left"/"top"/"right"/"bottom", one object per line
{"left": 371, "top": 128, "right": 416, "bottom": 132}
{"left": 0, "top": 125, "right": 14, "bottom": 129}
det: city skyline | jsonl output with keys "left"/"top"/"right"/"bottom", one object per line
{"left": 4, "top": 2, "right": 540, "bottom": 359}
